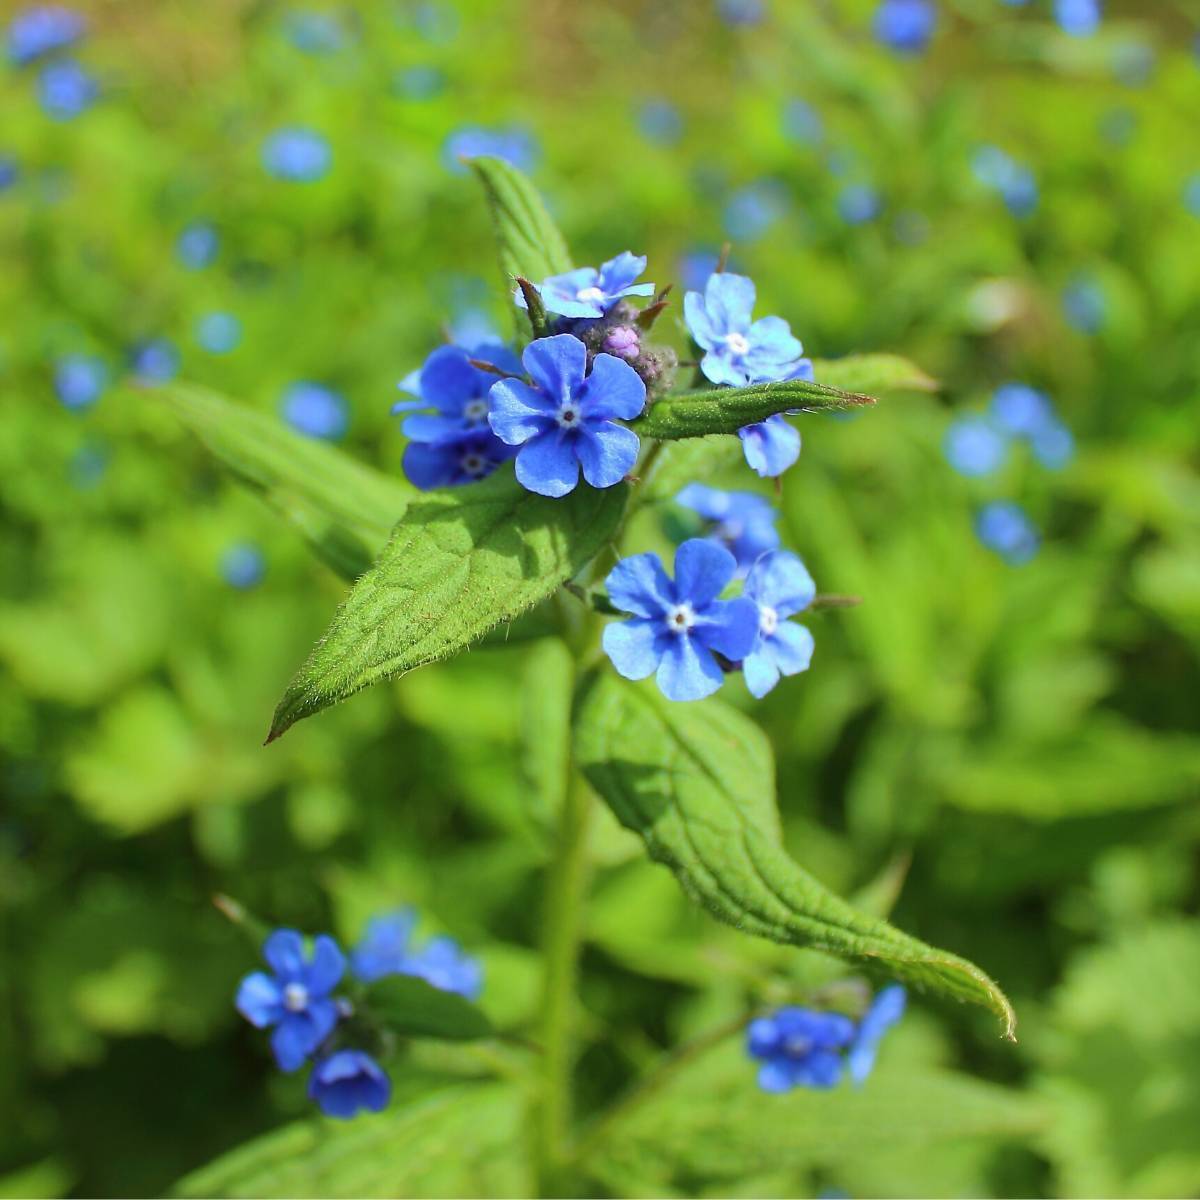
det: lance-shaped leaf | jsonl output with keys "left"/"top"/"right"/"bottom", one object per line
{"left": 468, "top": 155, "right": 572, "bottom": 287}
{"left": 573, "top": 674, "right": 1016, "bottom": 1037}
{"left": 165, "top": 385, "right": 409, "bottom": 581}
{"left": 811, "top": 353, "right": 938, "bottom": 395}
{"left": 365, "top": 975, "right": 494, "bottom": 1042}
{"left": 268, "top": 474, "right": 627, "bottom": 741}
{"left": 635, "top": 378, "right": 875, "bottom": 441}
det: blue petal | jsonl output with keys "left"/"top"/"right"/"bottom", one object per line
{"left": 603, "top": 618, "right": 663, "bottom": 681}
{"left": 402, "top": 413, "right": 470, "bottom": 443}
{"left": 305, "top": 935, "right": 346, "bottom": 997}
{"left": 263, "top": 929, "right": 307, "bottom": 980}
{"left": 576, "top": 422, "right": 640, "bottom": 489}
{"left": 694, "top": 596, "right": 759, "bottom": 661}
{"left": 757, "top": 1058, "right": 799, "bottom": 1093}
{"left": 597, "top": 251, "right": 648, "bottom": 294}
{"left": 673, "top": 538, "right": 737, "bottom": 608}
{"left": 522, "top": 334, "right": 588, "bottom": 402}
{"left": 488, "top": 378, "right": 556, "bottom": 444}
{"left": 746, "top": 1016, "right": 782, "bottom": 1059}
{"left": 515, "top": 430, "right": 580, "bottom": 497}
{"left": 746, "top": 315, "right": 803, "bottom": 370}
{"left": 236, "top": 972, "right": 283, "bottom": 1028}
{"left": 539, "top": 269, "right": 603, "bottom": 318}
{"left": 704, "top": 272, "right": 756, "bottom": 332}
{"left": 769, "top": 621, "right": 815, "bottom": 676}
{"left": 798, "top": 1048, "right": 845, "bottom": 1089}
{"left": 699, "top": 349, "right": 751, "bottom": 388}
{"left": 402, "top": 433, "right": 511, "bottom": 490}
{"left": 656, "top": 634, "right": 725, "bottom": 701}
{"left": 742, "top": 646, "right": 781, "bottom": 698}
{"left": 739, "top": 416, "right": 801, "bottom": 478}
{"left": 271, "top": 1015, "right": 317, "bottom": 1072}
{"left": 606, "top": 552, "right": 674, "bottom": 617}
{"left": 418, "top": 345, "right": 483, "bottom": 412}
{"left": 683, "top": 290, "right": 721, "bottom": 349}
{"left": 468, "top": 340, "right": 522, "bottom": 377}
{"left": 581, "top": 353, "right": 647, "bottom": 421}
{"left": 744, "top": 550, "right": 816, "bottom": 615}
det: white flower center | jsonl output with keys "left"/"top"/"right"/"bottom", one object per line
{"left": 575, "top": 285, "right": 605, "bottom": 305}
{"left": 665, "top": 603, "right": 695, "bottom": 634}
{"left": 557, "top": 402, "right": 582, "bottom": 428}
{"left": 758, "top": 605, "right": 779, "bottom": 637}
{"left": 283, "top": 982, "right": 309, "bottom": 1012}
{"left": 724, "top": 331, "right": 751, "bottom": 356}
{"left": 463, "top": 398, "right": 488, "bottom": 423}
{"left": 783, "top": 1033, "right": 812, "bottom": 1057}
{"left": 461, "top": 452, "right": 486, "bottom": 475}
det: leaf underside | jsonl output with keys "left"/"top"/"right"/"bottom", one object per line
{"left": 574, "top": 673, "right": 1016, "bottom": 1038}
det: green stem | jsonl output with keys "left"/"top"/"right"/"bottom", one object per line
{"left": 533, "top": 769, "right": 594, "bottom": 1195}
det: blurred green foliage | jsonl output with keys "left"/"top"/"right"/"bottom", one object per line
{"left": 2, "top": 0, "right": 1199, "bottom": 1196}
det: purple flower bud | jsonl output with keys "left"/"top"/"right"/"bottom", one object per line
{"left": 603, "top": 325, "right": 641, "bottom": 361}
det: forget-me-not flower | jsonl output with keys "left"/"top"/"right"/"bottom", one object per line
{"left": 177, "top": 222, "right": 219, "bottom": 269}
{"left": 281, "top": 381, "right": 349, "bottom": 440}
{"left": 221, "top": 542, "right": 266, "bottom": 590}
{"left": 37, "top": 58, "right": 97, "bottom": 119}
{"left": 989, "top": 383, "right": 1051, "bottom": 436}
{"left": 0, "top": 157, "right": 19, "bottom": 191}
{"left": 975, "top": 501, "right": 1039, "bottom": 565}
{"left": 443, "top": 126, "right": 537, "bottom": 174}
{"left": 717, "top": 0, "right": 765, "bottom": 25}
{"left": 837, "top": 183, "right": 882, "bottom": 225}
{"left": 488, "top": 334, "right": 645, "bottom": 498}
{"left": 675, "top": 483, "right": 781, "bottom": 573}
{"left": 847, "top": 985, "right": 907, "bottom": 1085}
{"left": 972, "top": 146, "right": 1038, "bottom": 218}
{"left": 54, "top": 354, "right": 105, "bottom": 410}
{"left": 7, "top": 6, "right": 84, "bottom": 65}
{"left": 873, "top": 0, "right": 937, "bottom": 54}
{"left": 1031, "top": 421, "right": 1074, "bottom": 470}
{"left": 1056, "top": 0, "right": 1100, "bottom": 36}
{"left": 308, "top": 1050, "right": 391, "bottom": 1119}
{"left": 263, "top": 128, "right": 331, "bottom": 182}
{"left": 602, "top": 540, "right": 759, "bottom": 702}
{"left": 723, "top": 182, "right": 786, "bottom": 244}
{"left": 236, "top": 929, "right": 346, "bottom": 1071}
{"left": 517, "top": 253, "right": 654, "bottom": 321}
{"left": 130, "top": 338, "right": 179, "bottom": 384}
{"left": 737, "top": 356, "right": 813, "bottom": 478}
{"left": 747, "top": 1007, "right": 857, "bottom": 1092}
{"left": 636, "top": 99, "right": 683, "bottom": 146}
{"left": 196, "top": 312, "right": 242, "bottom": 354}
{"left": 944, "top": 415, "right": 1008, "bottom": 478}
{"left": 351, "top": 910, "right": 483, "bottom": 999}
{"left": 740, "top": 551, "right": 816, "bottom": 698}
{"left": 1063, "top": 276, "right": 1106, "bottom": 334}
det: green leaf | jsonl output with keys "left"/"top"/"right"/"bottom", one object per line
{"left": 635, "top": 378, "right": 876, "bottom": 441}
{"left": 468, "top": 155, "right": 572, "bottom": 287}
{"left": 573, "top": 674, "right": 1016, "bottom": 1037}
{"left": 173, "top": 1081, "right": 529, "bottom": 1198}
{"left": 365, "top": 974, "right": 494, "bottom": 1041}
{"left": 641, "top": 435, "right": 746, "bottom": 504}
{"left": 811, "top": 353, "right": 938, "bottom": 395}
{"left": 268, "top": 473, "right": 627, "bottom": 740}
{"left": 165, "top": 384, "right": 409, "bottom": 581}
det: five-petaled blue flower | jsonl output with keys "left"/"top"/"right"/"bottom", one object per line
{"left": 944, "top": 415, "right": 1008, "bottom": 478}
{"left": 602, "top": 539, "right": 759, "bottom": 702}
{"left": 236, "top": 929, "right": 346, "bottom": 1072}
{"left": 263, "top": 128, "right": 331, "bottom": 182}
{"left": 740, "top": 551, "right": 816, "bottom": 698}
{"left": 351, "top": 910, "right": 484, "bottom": 1000}
{"left": 675, "top": 483, "right": 781, "bottom": 574}
{"left": 488, "top": 334, "right": 645, "bottom": 498}
{"left": 517, "top": 252, "right": 655, "bottom": 320}
{"left": 1056, "top": 0, "right": 1100, "bottom": 37}
{"left": 281, "top": 381, "right": 349, "bottom": 440}
{"left": 37, "top": 57, "right": 97, "bottom": 120}
{"left": 873, "top": 0, "right": 937, "bottom": 55}
{"left": 746, "top": 1007, "right": 857, "bottom": 1092}
{"left": 54, "top": 353, "right": 106, "bottom": 410}
{"left": 7, "top": 6, "right": 85, "bottom": 65}
{"left": 308, "top": 1050, "right": 391, "bottom": 1119}
{"left": 847, "top": 985, "right": 907, "bottom": 1085}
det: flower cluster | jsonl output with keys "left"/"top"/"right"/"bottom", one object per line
{"left": 746, "top": 986, "right": 906, "bottom": 1093}
{"left": 6, "top": 5, "right": 97, "bottom": 120}
{"left": 235, "top": 912, "right": 482, "bottom": 1119}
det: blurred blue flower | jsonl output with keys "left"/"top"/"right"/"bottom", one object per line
{"left": 130, "top": 338, "right": 179, "bottom": 384}
{"left": 406, "top": 1, "right": 459, "bottom": 44}
{"left": 723, "top": 182, "right": 786, "bottom": 243}
{"left": 54, "top": 353, "right": 105, "bottom": 410}
{"left": 847, "top": 985, "right": 906, "bottom": 1085}
{"left": 7, "top": 5, "right": 84, "bottom": 65}
{"left": 196, "top": 312, "right": 242, "bottom": 355}
{"left": 281, "top": 381, "right": 349, "bottom": 440}
{"left": 636, "top": 98, "right": 683, "bottom": 146}
{"left": 443, "top": 126, "right": 537, "bottom": 174}
{"left": 1031, "top": 420, "right": 1075, "bottom": 470}
{"left": 975, "top": 501, "right": 1040, "bottom": 565}
{"left": 351, "top": 910, "right": 483, "bottom": 999}
{"left": 393, "top": 64, "right": 445, "bottom": 100}
{"left": 517, "top": 252, "right": 654, "bottom": 320}
{"left": 782, "top": 98, "right": 823, "bottom": 145}
{"left": 1062, "top": 275, "right": 1106, "bottom": 334}
{"left": 488, "top": 335, "right": 645, "bottom": 498}
{"left": 603, "top": 540, "right": 759, "bottom": 702}
{"left": 350, "top": 910, "right": 416, "bottom": 983}
{"left": 262, "top": 128, "right": 331, "bottom": 182}
{"left": 944, "top": 415, "right": 1008, "bottom": 477}
{"left": 675, "top": 483, "right": 781, "bottom": 573}
{"left": 873, "top": 0, "right": 937, "bottom": 55}
{"left": 1111, "top": 41, "right": 1154, "bottom": 87}
{"left": 285, "top": 9, "right": 345, "bottom": 54}
{"left": 37, "top": 58, "right": 97, "bottom": 120}
{"left": 308, "top": 1051, "right": 391, "bottom": 1119}
{"left": 989, "top": 383, "right": 1051, "bottom": 437}
{"left": 403, "top": 936, "right": 484, "bottom": 999}
{"left": 740, "top": 550, "right": 816, "bottom": 698}
{"left": 746, "top": 1007, "right": 856, "bottom": 1092}
{"left": 837, "top": 183, "right": 881, "bottom": 225}
{"left": 221, "top": 542, "right": 266, "bottom": 590}
{"left": 717, "top": 0, "right": 765, "bottom": 26}
{"left": 679, "top": 249, "right": 721, "bottom": 293}
{"left": 1184, "top": 174, "right": 1200, "bottom": 217}
{"left": 176, "top": 222, "right": 219, "bottom": 269}
{"left": 1055, "top": 0, "right": 1100, "bottom": 36}
{"left": 236, "top": 929, "right": 345, "bottom": 1072}
{"left": 0, "top": 157, "right": 19, "bottom": 191}
{"left": 68, "top": 440, "right": 109, "bottom": 489}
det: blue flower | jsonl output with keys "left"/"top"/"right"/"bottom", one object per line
{"left": 975, "top": 501, "right": 1039, "bottom": 565}
{"left": 177, "top": 222, "right": 219, "bottom": 269}
{"left": 739, "top": 356, "right": 813, "bottom": 478}
{"left": 636, "top": 99, "right": 683, "bottom": 146}
{"left": 308, "top": 1050, "right": 391, "bottom": 1119}
{"left": 351, "top": 910, "right": 483, "bottom": 1000}
{"left": 684, "top": 272, "right": 805, "bottom": 389}
{"left": 285, "top": 10, "right": 345, "bottom": 54}
{"left": 196, "top": 312, "right": 242, "bottom": 355}
{"left": 971, "top": 147, "right": 1038, "bottom": 218}
{"left": 37, "top": 58, "right": 97, "bottom": 120}
{"left": 989, "top": 383, "right": 1051, "bottom": 437}
{"left": 221, "top": 542, "right": 265, "bottom": 589}
{"left": 7, "top": 6, "right": 84, "bottom": 65}
{"left": 873, "top": 0, "right": 936, "bottom": 54}
{"left": 236, "top": 929, "right": 346, "bottom": 1071}
{"left": 263, "top": 128, "right": 331, "bottom": 182}
{"left": 281, "top": 381, "right": 349, "bottom": 440}
{"left": 393, "top": 64, "right": 445, "bottom": 100}
{"left": 130, "top": 339, "right": 179, "bottom": 384}
{"left": 847, "top": 985, "right": 906, "bottom": 1085}
{"left": 1186, "top": 175, "right": 1200, "bottom": 218}
{"left": 517, "top": 253, "right": 654, "bottom": 320}
{"left": 782, "top": 99, "right": 823, "bottom": 145}
{"left": 740, "top": 551, "right": 816, "bottom": 698}
{"left": 674, "top": 483, "right": 781, "bottom": 573}
{"left": 0, "top": 156, "right": 19, "bottom": 191}
{"left": 679, "top": 249, "right": 722, "bottom": 293}
{"left": 1056, "top": 0, "right": 1100, "bottom": 36}
{"left": 602, "top": 540, "right": 759, "bottom": 702}
{"left": 1062, "top": 276, "right": 1106, "bottom": 334}
{"left": 944, "top": 416, "right": 1008, "bottom": 478}
{"left": 1031, "top": 420, "right": 1074, "bottom": 470}
{"left": 443, "top": 126, "right": 537, "bottom": 175}
{"left": 404, "top": 428, "right": 517, "bottom": 490}
{"left": 351, "top": 910, "right": 417, "bottom": 983}
{"left": 717, "top": 0, "right": 765, "bottom": 26}
{"left": 746, "top": 1007, "right": 857, "bottom": 1092}
{"left": 69, "top": 441, "right": 109, "bottom": 489}
{"left": 403, "top": 936, "right": 484, "bottom": 999}
{"left": 54, "top": 354, "right": 105, "bottom": 410}
{"left": 488, "top": 334, "right": 645, "bottom": 498}
{"left": 837, "top": 183, "right": 882, "bottom": 225}
{"left": 723, "top": 182, "right": 786, "bottom": 243}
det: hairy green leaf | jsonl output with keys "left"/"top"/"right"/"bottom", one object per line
{"left": 165, "top": 385, "right": 408, "bottom": 581}
{"left": 269, "top": 474, "right": 627, "bottom": 740}
{"left": 811, "top": 353, "right": 938, "bottom": 394}
{"left": 173, "top": 1081, "right": 528, "bottom": 1198}
{"left": 574, "top": 674, "right": 1016, "bottom": 1037}
{"left": 468, "top": 156, "right": 572, "bottom": 288}
{"left": 365, "top": 974, "right": 493, "bottom": 1041}
{"left": 635, "top": 378, "right": 876, "bottom": 441}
